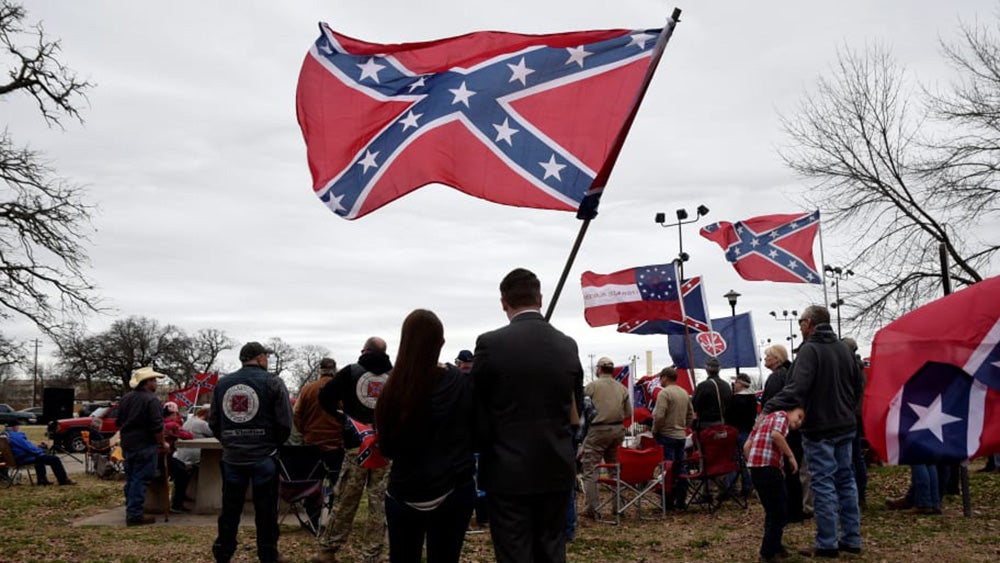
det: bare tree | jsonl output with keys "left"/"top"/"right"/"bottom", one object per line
{"left": 287, "top": 344, "right": 330, "bottom": 393}
{"left": 161, "top": 328, "right": 235, "bottom": 388}
{"left": 781, "top": 45, "right": 996, "bottom": 329}
{"left": 265, "top": 337, "right": 296, "bottom": 378}
{"left": 0, "top": 1, "right": 98, "bottom": 335}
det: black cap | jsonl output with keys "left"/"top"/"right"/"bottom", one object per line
{"left": 239, "top": 341, "right": 273, "bottom": 362}
{"left": 456, "top": 350, "right": 474, "bottom": 363}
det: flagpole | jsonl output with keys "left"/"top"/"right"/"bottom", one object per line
{"left": 816, "top": 209, "right": 830, "bottom": 307}
{"left": 545, "top": 9, "right": 682, "bottom": 321}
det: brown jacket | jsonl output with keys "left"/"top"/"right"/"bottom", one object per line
{"left": 294, "top": 376, "right": 343, "bottom": 451}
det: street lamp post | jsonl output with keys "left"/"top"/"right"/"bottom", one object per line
{"left": 824, "top": 265, "right": 855, "bottom": 338}
{"left": 655, "top": 205, "right": 710, "bottom": 280}
{"left": 769, "top": 309, "right": 799, "bottom": 359}
{"left": 724, "top": 290, "right": 741, "bottom": 374}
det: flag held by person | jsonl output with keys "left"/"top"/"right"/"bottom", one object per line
{"left": 613, "top": 364, "right": 630, "bottom": 387}
{"left": 617, "top": 276, "right": 710, "bottom": 334}
{"left": 192, "top": 372, "right": 219, "bottom": 392}
{"left": 168, "top": 384, "right": 199, "bottom": 409}
{"left": 867, "top": 275, "right": 1000, "bottom": 465}
{"left": 297, "top": 24, "right": 668, "bottom": 220}
{"left": 700, "top": 211, "right": 821, "bottom": 284}
{"left": 581, "top": 263, "right": 683, "bottom": 327}
{"left": 667, "top": 312, "right": 759, "bottom": 369}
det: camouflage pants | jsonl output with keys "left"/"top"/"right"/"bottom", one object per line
{"left": 319, "top": 448, "right": 389, "bottom": 559}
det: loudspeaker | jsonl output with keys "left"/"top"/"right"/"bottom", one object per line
{"left": 42, "top": 387, "right": 74, "bottom": 425}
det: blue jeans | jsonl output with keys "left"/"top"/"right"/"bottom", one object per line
{"left": 656, "top": 435, "right": 688, "bottom": 508}
{"left": 802, "top": 432, "right": 861, "bottom": 551}
{"left": 385, "top": 480, "right": 476, "bottom": 563}
{"left": 911, "top": 464, "right": 940, "bottom": 509}
{"left": 212, "top": 457, "right": 280, "bottom": 563}
{"left": 564, "top": 482, "right": 576, "bottom": 541}
{"left": 731, "top": 430, "right": 752, "bottom": 496}
{"left": 123, "top": 445, "right": 158, "bottom": 521}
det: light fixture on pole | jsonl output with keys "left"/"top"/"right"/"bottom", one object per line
{"left": 655, "top": 205, "right": 710, "bottom": 280}
{"left": 769, "top": 309, "right": 799, "bottom": 359}
{"left": 824, "top": 265, "right": 854, "bottom": 338}
{"left": 724, "top": 290, "right": 741, "bottom": 375}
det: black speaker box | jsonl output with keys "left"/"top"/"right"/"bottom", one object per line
{"left": 42, "top": 387, "right": 75, "bottom": 425}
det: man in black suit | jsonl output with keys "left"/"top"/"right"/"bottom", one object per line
{"left": 471, "top": 268, "right": 585, "bottom": 563}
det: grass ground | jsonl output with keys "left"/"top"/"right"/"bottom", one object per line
{"left": 2, "top": 426, "right": 998, "bottom": 562}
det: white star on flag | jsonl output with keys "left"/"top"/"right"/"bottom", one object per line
{"left": 449, "top": 81, "right": 475, "bottom": 107}
{"left": 358, "top": 150, "right": 379, "bottom": 173}
{"left": 357, "top": 58, "right": 385, "bottom": 83}
{"left": 398, "top": 111, "right": 422, "bottom": 131}
{"left": 507, "top": 57, "right": 535, "bottom": 86}
{"left": 493, "top": 118, "right": 519, "bottom": 145}
{"left": 628, "top": 32, "right": 657, "bottom": 49}
{"left": 539, "top": 154, "right": 566, "bottom": 181}
{"left": 565, "top": 46, "right": 592, "bottom": 67}
{"left": 407, "top": 76, "right": 426, "bottom": 92}
{"left": 908, "top": 394, "right": 963, "bottom": 442}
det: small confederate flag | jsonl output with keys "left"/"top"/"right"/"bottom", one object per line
{"left": 297, "top": 24, "right": 669, "bottom": 219}
{"left": 613, "top": 364, "right": 630, "bottom": 387}
{"left": 169, "top": 384, "right": 199, "bottom": 409}
{"left": 345, "top": 417, "right": 389, "bottom": 470}
{"left": 618, "top": 276, "right": 711, "bottom": 334}
{"left": 193, "top": 372, "right": 219, "bottom": 392}
{"left": 700, "top": 211, "right": 821, "bottom": 284}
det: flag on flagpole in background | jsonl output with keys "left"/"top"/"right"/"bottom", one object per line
{"left": 193, "top": 372, "right": 219, "bottom": 392}
{"left": 617, "top": 276, "right": 711, "bottom": 334}
{"left": 581, "top": 263, "right": 683, "bottom": 327}
{"left": 613, "top": 364, "right": 630, "bottom": 387}
{"left": 700, "top": 211, "right": 821, "bottom": 284}
{"left": 867, "top": 275, "right": 1000, "bottom": 465}
{"left": 667, "top": 312, "right": 759, "bottom": 369}
{"left": 297, "top": 24, "right": 669, "bottom": 220}
{"left": 169, "top": 384, "right": 199, "bottom": 409}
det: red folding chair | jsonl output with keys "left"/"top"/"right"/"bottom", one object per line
{"left": 595, "top": 446, "right": 670, "bottom": 524}
{"left": 679, "top": 424, "right": 747, "bottom": 512}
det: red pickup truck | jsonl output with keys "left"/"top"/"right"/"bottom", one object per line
{"left": 47, "top": 404, "right": 119, "bottom": 453}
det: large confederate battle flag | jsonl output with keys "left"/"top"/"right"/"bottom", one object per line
{"left": 867, "top": 275, "right": 1000, "bottom": 465}
{"left": 297, "top": 24, "right": 667, "bottom": 219}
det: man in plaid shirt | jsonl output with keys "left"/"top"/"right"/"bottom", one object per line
{"left": 745, "top": 407, "right": 805, "bottom": 562}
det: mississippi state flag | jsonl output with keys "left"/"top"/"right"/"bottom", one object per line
{"left": 867, "top": 275, "right": 1000, "bottom": 465}
{"left": 581, "top": 263, "right": 683, "bottom": 327}
{"left": 700, "top": 211, "right": 821, "bottom": 284}
{"left": 297, "top": 24, "right": 667, "bottom": 219}
{"left": 618, "top": 276, "right": 711, "bottom": 334}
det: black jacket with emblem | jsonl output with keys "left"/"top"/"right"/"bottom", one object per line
{"left": 319, "top": 351, "right": 393, "bottom": 424}
{"left": 209, "top": 364, "right": 292, "bottom": 465}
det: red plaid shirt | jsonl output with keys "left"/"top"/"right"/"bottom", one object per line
{"left": 746, "top": 411, "right": 789, "bottom": 469}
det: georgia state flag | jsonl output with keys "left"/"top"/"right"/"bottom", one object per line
{"left": 868, "top": 275, "right": 1000, "bottom": 465}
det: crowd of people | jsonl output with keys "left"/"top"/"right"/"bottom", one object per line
{"left": 16, "top": 267, "right": 986, "bottom": 563}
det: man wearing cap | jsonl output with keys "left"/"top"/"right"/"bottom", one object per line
{"left": 580, "top": 356, "right": 632, "bottom": 519}
{"left": 116, "top": 366, "right": 169, "bottom": 526}
{"left": 313, "top": 337, "right": 392, "bottom": 563}
{"left": 210, "top": 342, "right": 293, "bottom": 563}
{"left": 727, "top": 373, "right": 758, "bottom": 497}
{"left": 652, "top": 367, "right": 693, "bottom": 509}
{"left": 295, "top": 357, "right": 345, "bottom": 528}
{"left": 455, "top": 349, "right": 474, "bottom": 374}
{"left": 692, "top": 357, "right": 732, "bottom": 428}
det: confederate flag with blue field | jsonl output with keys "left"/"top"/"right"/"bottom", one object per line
{"left": 867, "top": 275, "right": 1000, "bottom": 465}
{"left": 581, "top": 263, "right": 683, "bottom": 327}
{"left": 700, "top": 211, "right": 821, "bottom": 284}
{"left": 618, "top": 276, "right": 711, "bottom": 334}
{"left": 297, "top": 24, "right": 666, "bottom": 219}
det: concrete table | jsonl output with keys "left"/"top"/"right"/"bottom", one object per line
{"left": 175, "top": 437, "right": 223, "bottom": 514}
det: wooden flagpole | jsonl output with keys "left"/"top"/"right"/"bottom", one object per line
{"left": 545, "top": 8, "right": 682, "bottom": 320}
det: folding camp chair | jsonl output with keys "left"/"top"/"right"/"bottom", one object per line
{"left": 277, "top": 445, "right": 330, "bottom": 536}
{"left": 82, "top": 430, "right": 118, "bottom": 478}
{"left": 679, "top": 424, "right": 747, "bottom": 512}
{"left": 0, "top": 435, "right": 35, "bottom": 487}
{"left": 595, "top": 446, "right": 670, "bottom": 524}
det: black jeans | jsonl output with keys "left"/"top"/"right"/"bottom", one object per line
{"left": 751, "top": 466, "right": 788, "bottom": 559}
{"left": 385, "top": 480, "right": 476, "bottom": 563}
{"left": 32, "top": 453, "right": 70, "bottom": 484}
{"left": 487, "top": 489, "right": 571, "bottom": 563}
{"left": 212, "top": 457, "right": 279, "bottom": 563}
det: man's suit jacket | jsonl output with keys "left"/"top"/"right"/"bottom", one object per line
{"left": 472, "top": 311, "right": 585, "bottom": 495}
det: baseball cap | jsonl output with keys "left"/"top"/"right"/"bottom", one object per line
{"left": 735, "top": 373, "right": 752, "bottom": 386}
{"left": 456, "top": 350, "right": 474, "bottom": 363}
{"left": 239, "top": 341, "right": 273, "bottom": 362}
{"left": 597, "top": 356, "right": 614, "bottom": 368}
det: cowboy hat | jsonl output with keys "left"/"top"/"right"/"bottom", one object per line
{"left": 129, "top": 366, "right": 166, "bottom": 389}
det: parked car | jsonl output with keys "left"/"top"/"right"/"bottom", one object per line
{"left": 47, "top": 404, "right": 119, "bottom": 453}
{"left": 0, "top": 403, "right": 35, "bottom": 426}
{"left": 78, "top": 401, "right": 112, "bottom": 418}
{"left": 14, "top": 406, "right": 42, "bottom": 425}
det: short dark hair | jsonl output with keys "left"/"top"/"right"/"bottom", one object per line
{"left": 319, "top": 358, "right": 337, "bottom": 376}
{"left": 659, "top": 367, "right": 678, "bottom": 382}
{"left": 500, "top": 268, "right": 541, "bottom": 308}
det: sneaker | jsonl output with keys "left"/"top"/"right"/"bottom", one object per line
{"left": 797, "top": 546, "right": 839, "bottom": 558}
{"left": 126, "top": 515, "right": 156, "bottom": 526}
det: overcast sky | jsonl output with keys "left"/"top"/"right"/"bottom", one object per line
{"left": 5, "top": 0, "right": 997, "bottom": 383}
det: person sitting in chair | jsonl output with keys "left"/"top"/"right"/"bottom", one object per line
{"left": 5, "top": 422, "right": 76, "bottom": 486}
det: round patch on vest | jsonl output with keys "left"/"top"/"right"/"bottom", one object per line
{"left": 222, "top": 383, "right": 260, "bottom": 423}
{"left": 355, "top": 371, "right": 387, "bottom": 409}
